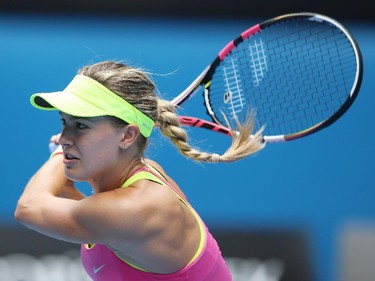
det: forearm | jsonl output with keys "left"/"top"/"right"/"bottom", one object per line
{"left": 15, "top": 155, "right": 84, "bottom": 226}
{"left": 26, "top": 154, "right": 67, "bottom": 196}
{"left": 22, "top": 155, "right": 85, "bottom": 198}
{"left": 60, "top": 182, "right": 86, "bottom": 200}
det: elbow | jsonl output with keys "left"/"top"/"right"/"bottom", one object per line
{"left": 14, "top": 200, "right": 26, "bottom": 223}
{"left": 14, "top": 198, "right": 33, "bottom": 225}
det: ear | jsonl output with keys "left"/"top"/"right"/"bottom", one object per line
{"left": 119, "top": 125, "right": 140, "bottom": 150}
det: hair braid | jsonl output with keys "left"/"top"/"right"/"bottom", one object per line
{"left": 157, "top": 100, "right": 265, "bottom": 163}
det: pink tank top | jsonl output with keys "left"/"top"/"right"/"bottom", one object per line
{"left": 81, "top": 165, "right": 232, "bottom": 281}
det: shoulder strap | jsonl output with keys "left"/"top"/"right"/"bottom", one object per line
{"left": 122, "top": 170, "right": 166, "bottom": 188}
{"left": 121, "top": 164, "right": 187, "bottom": 204}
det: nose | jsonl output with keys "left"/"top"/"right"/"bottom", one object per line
{"left": 58, "top": 128, "right": 74, "bottom": 149}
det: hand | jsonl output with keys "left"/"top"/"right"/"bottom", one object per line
{"left": 49, "top": 133, "right": 61, "bottom": 153}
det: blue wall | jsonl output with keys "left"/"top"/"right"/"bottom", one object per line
{"left": 0, "top": 13, "right": 374, "bottom": 281}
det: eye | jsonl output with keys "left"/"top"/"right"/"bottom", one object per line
{"left": 60, "top": 117, "right": 66, "bottom": 126}
{"left": 76, "top": 122, "right": 88, "bottom": 130}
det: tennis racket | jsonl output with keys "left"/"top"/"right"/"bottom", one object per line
{"left": 172, "top": 12, "right": 363, "bottom": 143}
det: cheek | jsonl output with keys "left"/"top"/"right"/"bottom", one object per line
{"left": 93, "top": 144, "right": 118, "bottom": 161}
{"left": 81, "top": 145, "right": 118, "bottom": 176}
{"left": 81, "top": 128, "right": 122, "bottom": 166}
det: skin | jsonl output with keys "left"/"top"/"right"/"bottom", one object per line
{"left": 15, "top": 112, "right": 201, "bottom": 274}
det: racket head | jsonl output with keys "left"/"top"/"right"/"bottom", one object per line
{"left": 201, "top": 12, "right": 363, "bottom": 143}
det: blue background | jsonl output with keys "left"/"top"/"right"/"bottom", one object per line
{"left": 0, "top": 12, "right": 374, "bottom": 281}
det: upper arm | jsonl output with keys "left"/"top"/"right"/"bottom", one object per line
{"left": 15, "top": 157, "right": 185, "bottom": 249}
{"left": 16, "top": 187, "right": 151, "bottom": 246}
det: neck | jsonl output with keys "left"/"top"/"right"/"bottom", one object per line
{"left": 89, "top": 156, "right": 145, "bottom": 193}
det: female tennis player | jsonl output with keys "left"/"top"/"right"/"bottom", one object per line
{"left": 14, "top": 61, "right": 264, "bottom": 281}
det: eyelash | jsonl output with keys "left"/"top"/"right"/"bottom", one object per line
{"left": 76, "top": 123, "right": 88, "bottom": 129}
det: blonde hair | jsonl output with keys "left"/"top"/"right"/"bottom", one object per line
{"left": 78, "top": 61, "right": 265, "bottom": 162}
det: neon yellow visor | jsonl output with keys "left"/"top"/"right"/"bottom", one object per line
{"left": 30, "top": 75, "right": 155, "bottom": 137}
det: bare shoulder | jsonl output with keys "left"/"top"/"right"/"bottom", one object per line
{"left": 107, "top": 179, "right": 198, "bottom": 273}
{"left": 75, "top": 181, "right": 176, "bottom": 241}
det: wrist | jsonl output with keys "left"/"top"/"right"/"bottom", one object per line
{"left": 50, "top": 145, "right": 63, "bottom": 158}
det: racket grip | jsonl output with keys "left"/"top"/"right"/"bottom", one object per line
{"left": 179, "top": 116, "right": 232, "bottom": 136}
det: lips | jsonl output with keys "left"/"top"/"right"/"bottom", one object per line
{"left": 63, "top": 153, "right": 79, "bottom": 167}
{"left": 63, "top": 150, "right": 79, "bottom": 166}
{"left": 65, "top": 153, "right": 78, "bottom": 160}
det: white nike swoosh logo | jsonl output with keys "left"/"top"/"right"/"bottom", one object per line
{"left": 93, "top": 264, "right": 106, "bottom": 274}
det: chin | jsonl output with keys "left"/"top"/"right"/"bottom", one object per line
{"left": 65, "top": 170, "right": 87, "bottom": 182}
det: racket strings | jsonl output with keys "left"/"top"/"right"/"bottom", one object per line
{"left": 207, "top": 18, "right": 358, "bottom": 137}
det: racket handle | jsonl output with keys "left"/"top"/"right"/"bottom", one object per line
{"left": 179, "top": 116, "right": 232, "bottom": 136}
